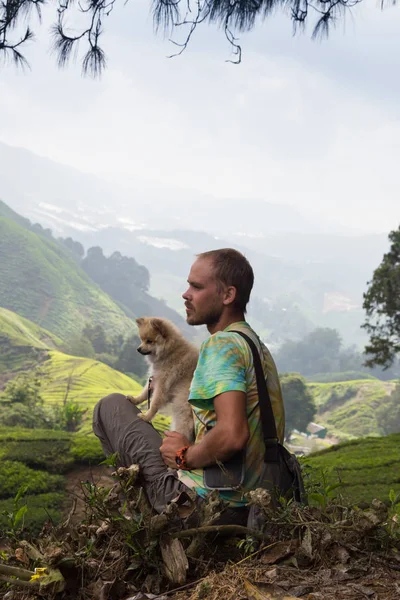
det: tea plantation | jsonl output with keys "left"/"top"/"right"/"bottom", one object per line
{"left": 305, "top": 432, "right": 400, "bottom": 505}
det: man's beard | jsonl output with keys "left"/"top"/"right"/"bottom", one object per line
{"left": 186, "top": 304, "right": 223, "bottom": 327}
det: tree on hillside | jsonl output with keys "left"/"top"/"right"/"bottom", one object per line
{"left": 59, "top": 237, "right": 85, "bottom": 262}
{"left": 82, "top": 323, "right": 109, "bottom": 354}
{"left": 0, "top": 0, "right": 375, "bottom": 75}
{"left": 82, "top": 247, "right": 150, "bottom": 296}
{"left": 0, "top": 370, "right": 55, "bottom": 428}
{"left": 280, "top": 373, "right": 316, "bottom": 439}
{"left": 362, "top": 226, "right": 400, "bottom": 369}
{"left": 276, "top": 327, "right": 343, "bottom": 376}
{"left": 376, "top": 384, "right": 400, "bottom": 435}
{"left": 116, "top": 334, "right": 148, "bottom": 380}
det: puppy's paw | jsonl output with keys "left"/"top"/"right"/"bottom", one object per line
{"left": 138, "top": 412, "right": 151, "bottom": 422}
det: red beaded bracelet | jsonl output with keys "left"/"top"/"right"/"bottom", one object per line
{"left": 175, "top": 445, "right": 190, "bottom": 470}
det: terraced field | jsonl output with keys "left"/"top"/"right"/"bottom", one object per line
{"left": 309, "top": 379, "right": 396, "bottom": 439}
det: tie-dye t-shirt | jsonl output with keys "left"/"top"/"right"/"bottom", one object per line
{"left": 177, "top": 321, "right": 285, "bottom": 507}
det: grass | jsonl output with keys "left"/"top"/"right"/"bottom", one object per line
{"left": 0, "top": 216, "right": 136, "bottom": 340}
{"left": 305, "top": 432, "right": 400, "bottom": 504}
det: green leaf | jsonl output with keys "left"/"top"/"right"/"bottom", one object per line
{"left": 13, "top": 504, "right": 28, "bottom": 527}
{"left": 308, "top": 492, "right": 325, "bottom": 507}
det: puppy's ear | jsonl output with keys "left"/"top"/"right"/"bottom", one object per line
{"left": 150, "top": 318, "right": 168, "bottom": 338}
{"left": 136, "top": 317, "right": 145, "bottom": 326}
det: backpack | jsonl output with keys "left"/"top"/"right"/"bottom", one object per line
{"left": 231, "top": 331, "right": 307, "bottom": 528}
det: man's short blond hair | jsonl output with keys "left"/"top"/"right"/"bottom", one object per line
{"left": 197, "top": 248, "right": 254, "bottom": 312}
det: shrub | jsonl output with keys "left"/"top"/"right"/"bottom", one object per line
{"left": 0, "top": 461, "right": 64, "bottom": 499}
{"left": 0, "top": 492, "right": 64, "bottom": 536}
{"left": 0, "top": 439, "right": 74, "bottom": 473}
{"left": 71, "top": 433, "right": 105, "bottom": 463}
{"left": 0, "top": 403, "right": 56, "bottom": 429}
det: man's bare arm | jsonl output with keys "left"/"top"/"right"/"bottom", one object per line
{"left": 185, "top": 390, "right": 249, "bottom": 469}
{"left": 160, "top": 390, "right": 249, "bottom": 469}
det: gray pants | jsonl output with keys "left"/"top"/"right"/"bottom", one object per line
{"left": 92, "top": 393, "right": 248, "bottom": 524}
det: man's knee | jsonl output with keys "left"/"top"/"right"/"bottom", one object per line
{"left": 93, "top": 393, "right": 140, "bottom": 428}
{"left": 98, "top": 392, "right": 128, "bottom": 407}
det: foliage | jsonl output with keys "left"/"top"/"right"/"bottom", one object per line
{"left": 1, "top": 369, "right": 44, "bottom": 406}
{"left": 280, "top": 373, "right": 316, "bottom": 437}
{"left": 0, "top": 456, "right": 399, "bottom": 599}
{"left": 82, "top": 246, "right": 150, "bottom": 294}
{"left": 70, "top": 323, "right": 148, "bottom": 379}
{"left": 53, "top": 401, "right": 88, "bottom": 432}
{"left": 0, "top": 438, "right": 74, "bottom": 472}
{"left": 0, "top": 461, "right": 64, "bottom": 499}
{"left": 0, "top": 403, "right": 55, "bottom": 429}
{"left": 0, "top": 0, "right": 365, "bottom": 75}
{"left": 66, "top": 334, "right": 96, "bottom": 359}
{"left": 0, "top": 493, "right": 64, "bottom": 535}
{"left": 1, "top": 485, "right": 29, "bottom": 539}
{"left": 363, "top": 226, "right": 400, "bottom": 369}
{"left": 58, "top": 237, "right": 84, "bottom": 261}
{"left": 277, "top": 328, "right": 342, "bottom": 376}
{"left": 70, "top": 433, "right": 104, "bottom": 463}
{"left": 115, "top": 333, "right": 148, "bottom": 379}
{"left": 82, "top": 323, "right": 110, "bottom": 354}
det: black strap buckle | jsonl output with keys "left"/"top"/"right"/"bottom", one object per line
{"left": 147, "top": 376, "right": 153, "bottom": 410}
{"left": 264, "top": 438, "right": 279, "bottom": 463}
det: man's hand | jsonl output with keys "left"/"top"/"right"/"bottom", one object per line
{"left": 160, "top": 431, "right": 191, "bottom": 469}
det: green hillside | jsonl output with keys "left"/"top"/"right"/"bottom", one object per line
{"left": 309, "top": 379, "right": 396, "bottom": 439}
{"left": 37, "top": 349, "right": 170, "bottom": 433}
{"left": 0, "top": 307, "right": 62, "bottom": 376}
{"left": 40, "top": 351, "right": 142, "bottom": 427}
{"left": 0, "top": 216, "right": 135, "bottom": 340}
{"left": 305, "top": 433, "right": 400, "bottom": 504}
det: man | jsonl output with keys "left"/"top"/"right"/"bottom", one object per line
{"left": 93, "top": 248, "right": 285, "bottom": 523}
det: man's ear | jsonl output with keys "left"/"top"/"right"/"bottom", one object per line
{"left": 150, "top": 318, "right": 168, "bottom": 338}
{"left": 223, "top": 286, "right": 237, "bottom": 306}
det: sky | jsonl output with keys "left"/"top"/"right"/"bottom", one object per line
{"left": 1, "top": 0, "right": 400, "bottom": 233}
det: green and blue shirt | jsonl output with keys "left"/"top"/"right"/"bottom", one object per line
{"left": 178, "top": 321, "right": 285, "bottom": 507}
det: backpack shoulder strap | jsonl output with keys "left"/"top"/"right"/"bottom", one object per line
{"left": 231, "top": 330, "right": 279, "bottom": 462}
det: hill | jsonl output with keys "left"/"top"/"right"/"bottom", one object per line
{"left": 39, "top": 351, "right": 143, "bottom": 429}
{"left": 309, "top": 379, "right": 396, "bottom": 439}
{"left": 0, "top": 307, "right": 62, "bottom": 382}
{"left": 0, "top": 215, "right": 135, "bottom": 341}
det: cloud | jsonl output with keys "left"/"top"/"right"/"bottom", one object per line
{"left": 0, "top": 0, "right": 399, "bottom": 232}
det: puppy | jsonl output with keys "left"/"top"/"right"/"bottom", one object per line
{"left": 127, "top": 317, "right": 198, "bottom": 443}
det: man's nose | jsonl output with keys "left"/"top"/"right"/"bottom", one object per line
{"left": 182, "top": 288, "right": 190, "bottom": 300}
